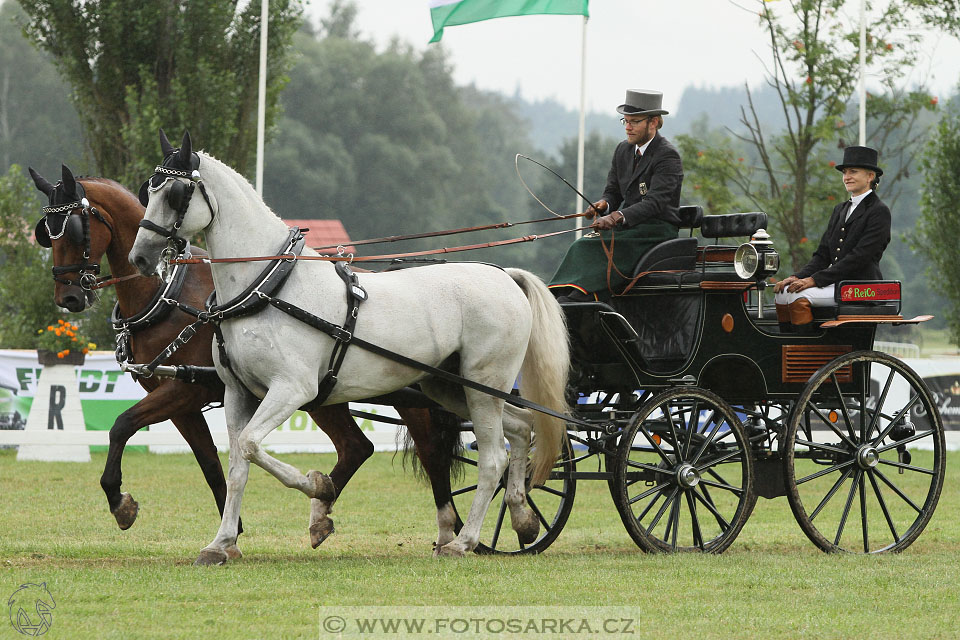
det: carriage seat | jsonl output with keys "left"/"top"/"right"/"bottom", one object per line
{"left": 629, "top": 206, "right": 704, "bottom": 285}
{"left": 700, "top": 212, "right": 768, "bottom": 240}
{"left": 811, "top": 280, "right": 902, "bottom": 319}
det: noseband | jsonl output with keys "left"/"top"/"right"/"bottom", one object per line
{"left": 138, "top": 164, "right": 215, "bottom": 266}
{"left": 38, "top": 189, "right": 115, "bottom": 291}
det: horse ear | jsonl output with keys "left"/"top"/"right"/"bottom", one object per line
{"left": 159, "top": 128, "right": 175, "bottom": 157}
{"left": 29, "top": 167, "right": 55, "bottom": 198}
{"left": 178, "top": 131, "right": 193, "bottom": 165}
{"left": 61, "top": 164, "right": 77, "bottom": 196}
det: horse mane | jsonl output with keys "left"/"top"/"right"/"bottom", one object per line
{"left": 197, "top": 151, "right": 286, "bottom": 223}
{"left": 77, "top": 176, "right": 141, "bottom": 205}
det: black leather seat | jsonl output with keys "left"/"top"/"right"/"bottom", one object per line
{"left": 630, "top": 205, "right": 703, "bottom": 281}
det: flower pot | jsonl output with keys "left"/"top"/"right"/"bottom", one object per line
{"left": 37, "top": 349, "right": 86, "bottom": 366}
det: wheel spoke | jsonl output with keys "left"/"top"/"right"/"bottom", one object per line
{"left": 686, "top": 491, "right": 705, "bottom": 550}
{"left": 451, "top": 484, "right": 478, "bottom": 498}
{"left": 696, "top": 448, "right": 742, "bottom": 472}
{"left": 876, "top": 429, "right": 935, "bottom": 453}
{"left": 860, "top": 474, "right": 869, "bottom": 552}
{"left": 692, "top": 487, "right": 730, "bottom": 529}
{"left": 526, "top": 493, "right": 551, "bottom": 530}
{"left": 665, "top": 401, "right": 682, "bottom": 458}
{"left": 877, "top": 458, "right": 936, "bottom": 476}
{"left": 866, "top": 368, "right": 896, "bottom": 440}
{"left": 833, "top": 470, "right": 862, "bottom": 546}
{"left": 867, "top": 470, "right": 900, "bottom": 543}
{"left": 633, "top": 488, "right": 666, "bottom": 523}
{"left": 636, "top": 418, "right": 675, "bottom": 467}
{"left": 831, "top": 373, "right": 858, "bottom": 443}
{"left": 873, "top": 468, "right": 923, "bottom": 514}
{"left": 871, "top": 392, "right": 922, "bottom": 446}
{"left": 808, "top": 467, "right": 854, "bottom": 522}
{"left": 668, "top": 493, "right": 681, "bottom": 550}
{"left": 797, "top": 458, "right": 855, "bottom": 485}
{"left": 535, "top": 484, "right": 566, "bottom": 498}
{"left": 647, "top": 487, "right": 679, "bottom": 535}
{"left": 623, "top": 458, "right": 673, "bottom": 475}
{"left": 628, "top": 481, "right": 673, "bottom": 506}
{"left": 489, "top": 494, "right": 508, "bottom": 550}
{"left": 807, "top": 403, "right": 858, "bottom": 451}
{"left": 691, "top": 415, "right": 725, "bottom": 466}
{"left": 699, "top": 478, "right": 744, "bottom": 496}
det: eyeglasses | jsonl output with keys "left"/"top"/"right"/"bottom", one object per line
{"left": 620, "top": 117, "right": 649, "bottom": 127}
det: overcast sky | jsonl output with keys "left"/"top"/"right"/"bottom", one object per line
{"left": 305, "top": 0, "right": 960, "bottom": 116}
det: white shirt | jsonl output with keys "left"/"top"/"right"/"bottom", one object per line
{"left": 846, "top": 189, "right": 872, "bottom": 221}
{"left": 636, "top": 137, "right": 654, "bottom": 157}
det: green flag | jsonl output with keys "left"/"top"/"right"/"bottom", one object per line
{"left": 429, "top": 0, "right": 589, "bottom": 43}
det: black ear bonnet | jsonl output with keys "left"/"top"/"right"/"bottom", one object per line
{"left": 137, "top": 149, "right": 201, "bottom": 207}
{"left": 34, "top": 180, "right": 88, "bottom": 248}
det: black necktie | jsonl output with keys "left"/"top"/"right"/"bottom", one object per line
{"left": 633, "top": 148, "right": 642, "bottom": 171}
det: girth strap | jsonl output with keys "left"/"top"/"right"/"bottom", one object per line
{"left": 315, "top": 261, "right": 367, "bottom": 403}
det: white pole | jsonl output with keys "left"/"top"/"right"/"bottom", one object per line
{"left": 575, "top": 15, "right": 588, "bottom": 238}
{"left": 255, "top": 0, "right": 269, "bottom": 195}
{"left": 858, "top": 0, "right": 866, "bottom": 145}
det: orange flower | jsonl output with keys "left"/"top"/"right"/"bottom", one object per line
{"left": 805, "top": 76, "right": 813, "bottom": 84}
{"left": 58, "top": 319, "right": 65, "bottom": 325}
{"left": 47, "top": 325, "right": 54, "bottom": 331}
{"left": 829, "top": 161, "right": 836, "bottom": 167}
{"left": 800, "top": 237, "right": 809, "bottom": 244}
{"left": 57, "top": 351, "right": 65, "bottom": 359}
{"left": 697, "top": 151, "right": 704, "bottom": 157}
{"left": 827, "top": 195, "right": 836, "bottom": 201}
{"left": 931, "top": 96, "right": 939, "bottom": 106}
{"left": 66, "top": 330, "right": 75, "bottom": 337}
{"left": 82, "top": 347, "right": 90, "bottom": 355}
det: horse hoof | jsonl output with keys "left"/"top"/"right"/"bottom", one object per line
{"left": 306, "top": 470, "right": 336, "bottom": 502}
{"left": 515, "top": 514, "right": 540, "bottom": 546}
{"left": 309, "top": 517, "right": 335, "bottom": 548}
{"left": 225, "top": 544, "right": 243, "bottom": 560}
{"left": 194, "top": 549, "right": 229, "bottom": 566}
{"left": 434, "top": 542, "right": 467, "bottom": 558}
{"left": 111, "top": 493, "right": 139, "bottom": 530}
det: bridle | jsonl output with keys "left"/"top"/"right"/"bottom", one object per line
{"left": 35, "top": 182, "right": 115, "bottom": 291}
{"left": 137, "top": 155, "right": 216, "bottom": 270}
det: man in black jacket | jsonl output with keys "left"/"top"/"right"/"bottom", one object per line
{"left": 774, "top": 145, "right": 891, "bottom": 332}
{"left": 549, "top": 89, "right": 683, "bottom": 302}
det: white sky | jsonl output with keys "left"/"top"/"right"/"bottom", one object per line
{"left": 305, "top": 0, "right": 960, "bottom": 116}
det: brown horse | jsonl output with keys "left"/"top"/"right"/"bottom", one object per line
{"left": 30, "top": 165, "right": 459, "bottom": 552}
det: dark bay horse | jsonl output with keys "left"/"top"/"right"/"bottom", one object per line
{"left": 30, "top": 165, "right": 459, "bottom": 553}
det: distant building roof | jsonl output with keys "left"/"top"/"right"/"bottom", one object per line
{"left": 284, "top": 219, "right": 356, "bottom": 254}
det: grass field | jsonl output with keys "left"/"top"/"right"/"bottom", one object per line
{"left": 0, "top": 448, "right": 957, "bottom": 639}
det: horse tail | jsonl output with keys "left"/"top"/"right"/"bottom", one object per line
{"left": 506, "top": 268, "right": 570, "bottom": 487}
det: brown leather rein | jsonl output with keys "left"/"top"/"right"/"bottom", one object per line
{"left": 169, "top": 212, "right": 591, "bottom": 266}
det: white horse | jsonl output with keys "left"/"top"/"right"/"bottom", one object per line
{"left": 129, "top": 131, "right": 571, "bottom": 564}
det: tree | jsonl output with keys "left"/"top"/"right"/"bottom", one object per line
{"left": 915, "top": 105, "right": 960, "bottom": 343}
{"left": 16, "top": 0, "right": 303, "bottom": 188}
{"left": 682, "top": 0, "right": 936, "bottom": 272}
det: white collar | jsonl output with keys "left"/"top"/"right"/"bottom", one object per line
{"left": 636, "top": 136, "right": 655, "bottom": 156}
{"left": 850, "top": 189, "right": 872, "bottom": 210}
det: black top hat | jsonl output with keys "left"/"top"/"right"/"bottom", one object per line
{"left": 616, "top": 90, "right": 669, "bottom": 117}
{"left": 835, "top": 145, "right": 883, "bottom": 177}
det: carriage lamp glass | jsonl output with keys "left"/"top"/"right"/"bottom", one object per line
{"left": 734, "top": 229, "right": 779, "bottom": 280}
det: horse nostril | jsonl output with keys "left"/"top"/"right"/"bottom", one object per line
{"left": 60, "top": 293, "right": 85, "bottom": 312}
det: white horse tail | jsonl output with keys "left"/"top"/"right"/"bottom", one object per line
{"left": 506, "top": 268, "right": 570, "bottom": 486}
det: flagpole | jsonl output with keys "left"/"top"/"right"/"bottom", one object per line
{"left": 858, "top": 0, "right": 866, "bottom": 145}
{"left": 255, "top": 0, "right": 269, "bottom": 195}
{"left": 575, "top": 14, "right": 588, "bottom": 238}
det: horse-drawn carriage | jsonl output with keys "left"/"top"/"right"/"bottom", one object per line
{"left": 33, "top": 133, "right": 944, "bottom": 561}
{"left": 451, "top": 206, "right": 945, "bottom": 555}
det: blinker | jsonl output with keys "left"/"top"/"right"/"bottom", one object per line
{"left": 64, "top": 213, "right": 85, "bottom": 245}
{"left": 168, "top": 180, "right": 187, "bottom": 212}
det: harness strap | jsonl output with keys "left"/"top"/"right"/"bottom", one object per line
{"left": 315, "top": 262, "right": 367, "bottom": 402}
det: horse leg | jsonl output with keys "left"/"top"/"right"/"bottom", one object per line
{"left": 434, "top": 391, "right": 507, "bottom": 558}
{"left": 99, "top": 382, "right": 204, "bottom": 530}
{"left": 304, "top": 404, "right": 375, "bottom": 548}
{"left": 195, "top": 385, "right": 259, "bottom": 566}
{"left": 398, "top": 406, "right": 460, "bottom": 551}
{"left": 501, "top": 404, "right": 539, "bottom": 545}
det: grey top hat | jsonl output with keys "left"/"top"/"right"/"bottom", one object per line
{"left": 616, "top": 89, "right": 669, "bottom": 117}
{"left": 835, "top": 145, "right": 883, "bottom": 177}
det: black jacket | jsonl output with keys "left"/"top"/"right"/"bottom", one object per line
{"left": 796, "top": 191, "right": 891, "bottom": 287}
{"left": 601, "top": 134, "right": 683, "bottom": 228}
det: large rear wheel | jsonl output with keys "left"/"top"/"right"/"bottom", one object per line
{"left": 784, "top": 351, "right": 945, "bottom": 553}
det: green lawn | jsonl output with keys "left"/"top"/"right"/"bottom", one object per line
{"left": 0, "top": 449, "right": 957, "bottom": 639}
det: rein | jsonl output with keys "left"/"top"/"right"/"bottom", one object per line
{"left": 170, "top": 226, "right": 585, "bottom": 266}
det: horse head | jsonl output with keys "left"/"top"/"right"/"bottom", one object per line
{"left": 30, "top": 164, "right": 115, "bottom": 312}
{"left": 130, "top": 129, "right": 211, "bottom": 276}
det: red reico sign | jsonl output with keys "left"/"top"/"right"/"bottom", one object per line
{"left": 839, "top": 282, "right": 901, "bottom": 302}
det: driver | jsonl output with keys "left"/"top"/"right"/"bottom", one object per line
{"left": 773, "top": 145, "right": 891, "bottom": 333}
{"left": 549, "top": 89, "right": 683, "bottom": 302}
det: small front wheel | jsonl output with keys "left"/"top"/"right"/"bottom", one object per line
{"left": 613, "top": 387, "right": 754, "bottom": 553}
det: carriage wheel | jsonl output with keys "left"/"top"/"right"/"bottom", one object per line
{"left": 450, "top": 436, "right": 576, "bottom": 555}
{"left": 784, "top": 351, "right": 945, "bottom": 554}
{"left": 613, "top": 387, "right": 754, "bottom": 553}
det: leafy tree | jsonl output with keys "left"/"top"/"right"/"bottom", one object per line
{"left": 0, "top": 165, "right": 62, "bottom": 347}
{"left": 683, "top": 0, "right": 936, "bottom": 272}
{"left": 915, "top": 106, "right": 960, "bottom": 343}
{"left": 15, "top": 0, "right": 303, "bottom": 188}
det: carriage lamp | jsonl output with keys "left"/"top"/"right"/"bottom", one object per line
{"left": 734, "top": 229, "right": 780, "bottom": 280}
